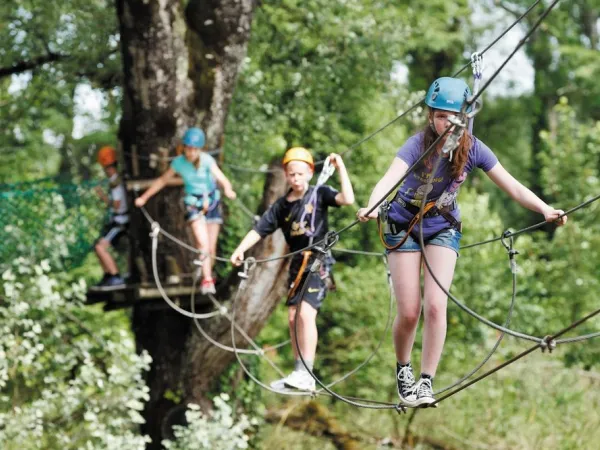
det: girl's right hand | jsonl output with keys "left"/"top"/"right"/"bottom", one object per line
{"left": 356, "top": 207, "right": 378, "bottom": 222}
{"left": 230, "top": 249, "right": 244, "bottom": 266}
{"left": 134, "top": 197, "right": 147, "bottom": 208}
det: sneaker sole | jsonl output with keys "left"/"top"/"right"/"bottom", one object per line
{"left": 414, "top": 397, "right": 437, "bottom": 408}
{"left": 284, "top": 381, "right": 316, "bottom": 391}
{"left": 94, "top": 284, "right": 126, "bottom": 291}
{"left": 398, "top": 394, "right": 417, "bottom": 407}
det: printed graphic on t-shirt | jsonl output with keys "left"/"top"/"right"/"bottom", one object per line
{"left": 290, "top": 220, "right": 308, "bottom": 237}
{"left": 435, "top": 171, "right": 467, "bottom": 208}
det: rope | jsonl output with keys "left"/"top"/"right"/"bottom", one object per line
{"left": 188, "top": 269, "right": 290, "bottom": 357}
{"left": 431, "top": 305, "right": 600, "bottom": 406}
{"left": 228, "top": 256, "right": 400, "bottom": 405}
{"left": 434, "top": 236, "right": 518, "bottom": 395}
{"left": 216, "top": 0, "right": 546, "bottom": 174}
{"left": 150, "top": 227, "right": 222, "bottom": 319}
{"left": 289, "top": 254, "right": 400, "bottom": 410}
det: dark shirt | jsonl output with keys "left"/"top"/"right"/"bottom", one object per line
{"left": 254, "top": 185, "right": 339, "bottom": 280}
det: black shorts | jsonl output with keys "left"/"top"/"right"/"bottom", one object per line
{"left": 287, "top": 271, "right": 327, "bottom": 310}
{"left": 97, "top": 221, "right": 128, "bottom": 247}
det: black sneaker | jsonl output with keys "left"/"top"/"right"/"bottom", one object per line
{"left": 96, "top": 275, "right": 126, "bottom": 291}
{"left": 414, "top": 378, "right": 436, "bottom": 407}
{"left": 396, "top": 363, "right": 416, "bottom": 405}
{"left": 92, "top": 274, "right": 110, "bottom": 289}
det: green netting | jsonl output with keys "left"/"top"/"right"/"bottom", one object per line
{"left": 0, "top": 178, "right": 108, "bottom": 271}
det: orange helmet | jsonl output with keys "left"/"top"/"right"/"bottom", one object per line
{"left": 282, "top": 147, "right": 314, "bottom": 170}
{"left": 97, "top": 146, "right": 117, "bottom": 167}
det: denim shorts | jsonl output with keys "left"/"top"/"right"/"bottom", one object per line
{"left": 384, "top": 228, "right": 462, "bottom": 256}
{"left": 184, "top": 201, "right": 223, "bottom": 224}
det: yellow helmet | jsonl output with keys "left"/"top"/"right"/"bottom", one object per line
{"left": 282, "top": 147, "right": 314, "bottom": 170}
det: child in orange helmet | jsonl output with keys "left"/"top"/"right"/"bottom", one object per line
{"left": 231, "top": 147, "right": 355, "bottom": 392}
{"left": 93, "top": 146, "right": 129, "bottom": 290}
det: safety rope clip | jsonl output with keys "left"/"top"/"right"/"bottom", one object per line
{"left": 316, "top": 156, "right": 336, "bottom": 186}
{"left": 193, "top": 258, "right": 204, "bottom": 267}
{"left": 379, "top": 200, "right": 390, "bottom": 223}
{"left": 239, "top": 257, "right": 257, "bottom": 279}
{"left": 470, "top": 52, "right": 484, "bottom": 79}
{"left": 150, "top": 221, "right": 160, "bottom": 238}
{"left": 441, "top": 114, "right": 467, "bottom": 160}
{"left": 540, "top": 335, "right": 557, "bottom": 353}
{"left": 322, "top": 231, "right": 340, "bottom": 252}
{"left": 394, "top": 404, "right": 407, "bottom": 415}
{"left": 501, "top": 230, "right": 514, "bottom": 252}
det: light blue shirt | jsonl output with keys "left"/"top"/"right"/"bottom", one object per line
{"left": 170, "top": 153, "right": 220, "bottom": 205}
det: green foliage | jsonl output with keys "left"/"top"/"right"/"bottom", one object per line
{"left": 0, "top": 179, "right": 107, "bottom": 272}
{"left": 0, "top": 0, "right": 120, "bottom": 181}
{"left": 162, "top": 394, "right": 256, "bottom": 450}
{"left": 2, "top": 0, "right": 600, "bottom": 448}
{"left": 0, "top": 258, "right": 151, "bottom": 449}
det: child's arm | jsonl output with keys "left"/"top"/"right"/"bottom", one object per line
{"left": 95, "top": 185, "right": 110, "bottom": 207}
{"left": 357, "top": 157, "right": 409, "bottom": 221}
{"left": 230, "top": 230, "right": 262, "bottom": 266}
{"left": 329, "top": 153, "right": 354, "bottom": 206}
{"left": 210, "top": 164, "right": 236, "bottom": 200}
{"left": 486, "top": 162, "right": 567, "bottom": 226}
{"left": 231, "top": 200, "right": 281, "bottom": 265}
{"left": 134, "top": 167, "right": 177, "bottom": 207}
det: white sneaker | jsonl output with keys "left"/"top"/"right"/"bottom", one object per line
{"left": 283, "top": 370, "right": 316, "bottom": 391}
{"left": 269, "top": 377, "right": 288, "bottom": 391}
{"left": 413, "top": 378, "right": 437, "bottom": 408}
{"left": 396, "top": 364, "right": 417, "bottom": 406}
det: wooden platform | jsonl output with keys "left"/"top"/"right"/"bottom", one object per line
{"left": 86, "top": 282, "right": 212, "bottom": 311}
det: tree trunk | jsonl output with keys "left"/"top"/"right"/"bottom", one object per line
{"left": 115, "top": 0, "right": 285, "bottom": 447}
{"left": 183, "top": 163, "right": 289, "bottom": 399}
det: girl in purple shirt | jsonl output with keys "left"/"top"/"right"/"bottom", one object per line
{"left": 357, "top": 77, "right": 567, "bottom": 407}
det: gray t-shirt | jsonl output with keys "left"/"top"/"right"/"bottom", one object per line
{"left": 388, "top": 132, "right": 498, "bottom": 238}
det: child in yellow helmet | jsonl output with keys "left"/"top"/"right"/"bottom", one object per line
{"left": 231, "top": 148, "right": 355, "bottom": 392}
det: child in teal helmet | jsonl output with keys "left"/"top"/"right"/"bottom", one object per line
{"left": 135, "top": 127, "right": 236, "bottom": 294}
{"left": 357, "top": 77, "right": 567, "bottom": 407}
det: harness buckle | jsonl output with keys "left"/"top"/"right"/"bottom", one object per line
{"left": 379, "top": 200, "right": 390, "bottom": 223}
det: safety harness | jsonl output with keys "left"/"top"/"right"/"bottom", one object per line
{"left": 286, "top": 157, "right": 336, "bottom": 299}
{"left": 377, "top": 54, "right": 483, "bottom": 251}
{"left": 377, "top": 196, "right": 462, "bottom": 251}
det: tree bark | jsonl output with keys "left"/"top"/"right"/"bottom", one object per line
{"left": 115, "top": 0, "right": 285, "bottom": 447}
{"left": 183, "top": 162, "right": 289, "bottom": 399}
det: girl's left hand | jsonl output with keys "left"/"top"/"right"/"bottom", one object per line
{"left": 224, "top": 189, "right": 237, "bottom": 200}
{"left": 543, "top": 207, "right": 567, "bottom": 226}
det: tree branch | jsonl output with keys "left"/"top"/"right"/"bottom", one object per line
{"left": 0, "top": 52, "right": 67, "bottom": 78}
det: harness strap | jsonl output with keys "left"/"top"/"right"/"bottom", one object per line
{"left": 287, "top": 250, "right": 312, "bottom": 300}
{"left": 188, "top": 190, "right": 219, "bottom": 213}
{"left": 378, "top": 201, "right": 437, "bottom": 251}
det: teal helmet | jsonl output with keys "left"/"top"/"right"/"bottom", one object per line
{"left": 425, "top": 77, "right": 472, "bottom": 113}
{"left": 182, "top": 127, "right": 206, "bottom": 148}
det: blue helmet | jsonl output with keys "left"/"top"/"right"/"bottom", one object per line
{"left": 425, "top": 77, "right": 472, "bottom": 113}
{"left": 182, "top": 127, "right": 206, "bottom": 148}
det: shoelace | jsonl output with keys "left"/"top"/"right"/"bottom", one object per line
{"left": 415, "top": 378, "right": 433, "bottom": 398}
{"left": 397, "top": 366, "right": 416, "bottom": 385}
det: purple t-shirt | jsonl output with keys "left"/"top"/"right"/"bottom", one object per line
{"left": 388, "top": 132, "right": 498, "bottom": 238}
